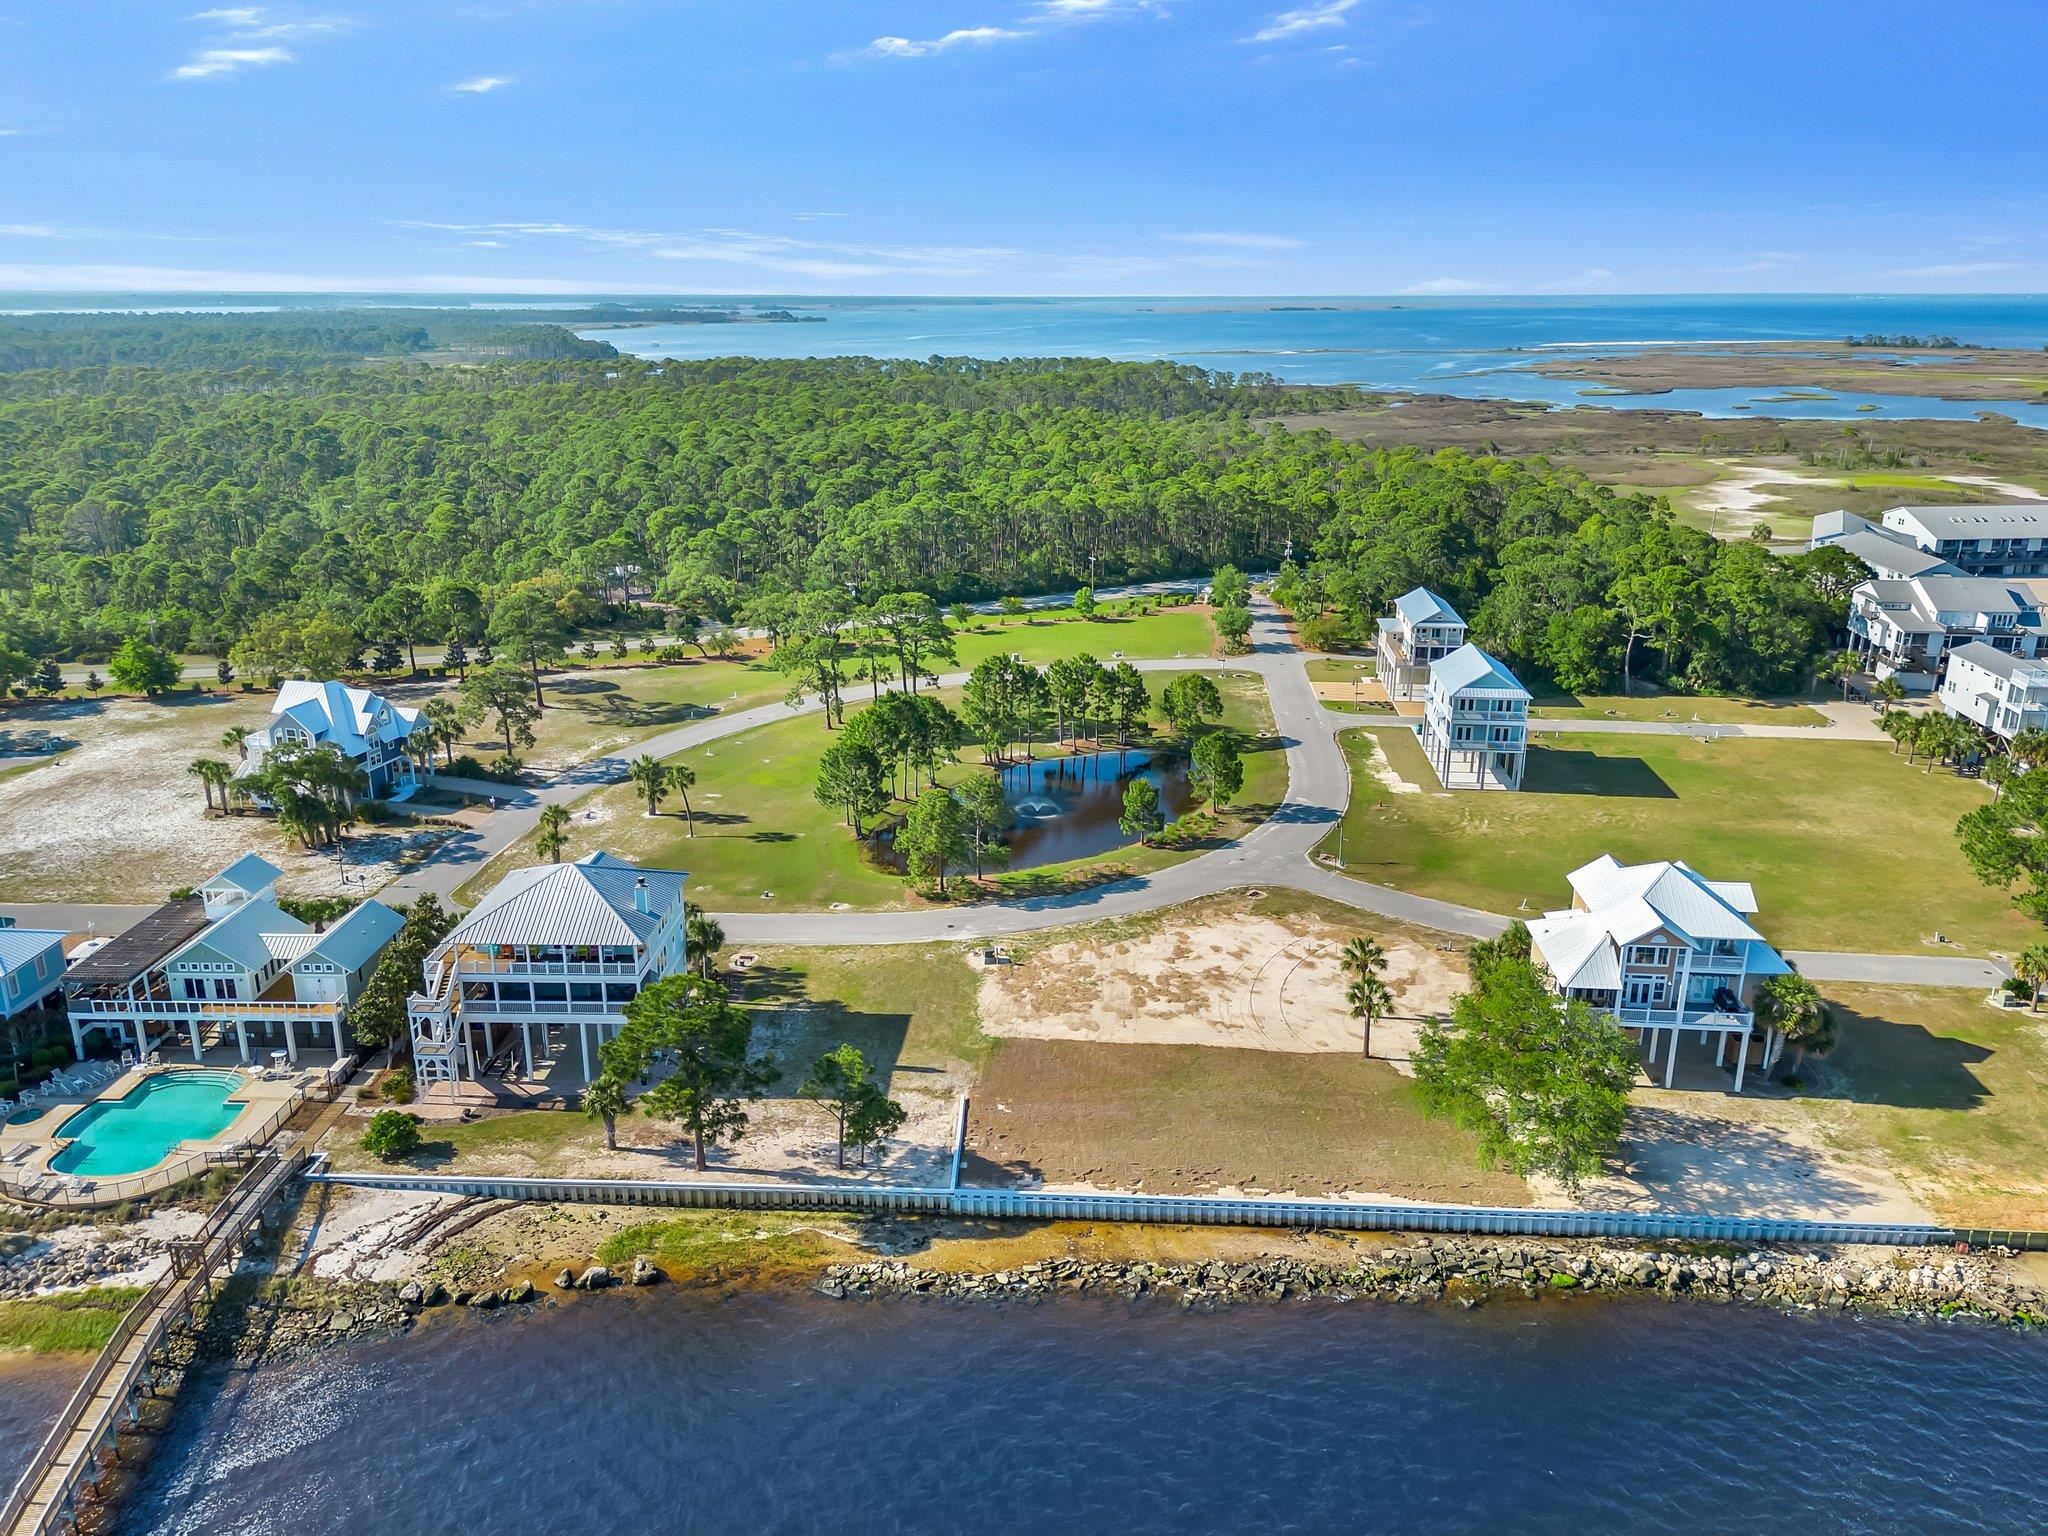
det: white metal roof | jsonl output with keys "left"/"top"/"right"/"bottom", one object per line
{"left": 445, "top": 851, "right": 688, "bottom": 952}
{"left": 261, "top": 680, "right": 421, "bottom": 760}
{"left": 1946, "top": 640, "right": 2048, "bottom": 684}
{"left": 1392, "top": 587, "right": 1462, "bottom": 628}
{"left": 1565, "top": 854, "right": 1764, "bottom": 943}
{"left": 1888, "top": 504, "right": 2048, "bottom": 540}
{"left": 1429, "top": 643, "right": 1531, "bottom": 699}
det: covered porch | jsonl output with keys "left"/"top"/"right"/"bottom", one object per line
{"left": 1623, "top": 1008, "right": 1782, "bottom": 1094}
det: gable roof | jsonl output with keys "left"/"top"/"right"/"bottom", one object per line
{"left": 203, "top": 853, "right": 283, "bottom": 898}
{"left": 62, "top": 898, "right": 212, "bottom": 988}
{"left": 1392, "top": 587, "right": 1462, "bottom": 628}
{"left": 446, "top": 851, "right": 688, "bottom": 951}
{"left": 0, "top": 926, "right": 65, "bottom": 976}
{"left": 297, "top": 900, "right": 405, "bottom": 973}
{"left": 1831, "top": 530, "right": 1958, "bottom": 580}
{"left": 1946, "top": 640, "right": 2048, "bottom": 684}
{"left": 173, "top": 896, "right": 309, "bottom": 973}
{"left": 1429, "top": 644, "right": 1530, "bottom": 699}
{"left": 1887, "top": 504, "right": 2048, "bottom": 541}
{"left": 1530, "top": 855, "right": 1789, "bottom": 990}
{"left": 264, "top": 680, "right": 420, "bottom": 759}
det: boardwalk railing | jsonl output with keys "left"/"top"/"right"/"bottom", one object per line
{"left": 0, "top": 1147, "right": 308, "bottom": 1536}
{"left": 303, "top": 1168, "right": 1957, "bottom": 1250}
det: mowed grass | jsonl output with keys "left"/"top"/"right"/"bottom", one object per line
{"left": 951, "top": 606, "right": 1215, "bottom": 669}
{"left": 1801, "top": 984, "right": 2048, "bottom": 1230}
{"left": 440, "top": 656, "right": 787, "bottom": 770}
{"left": 481, "top": 668, "right": 1284, "bottom": 913}
{"left": 737, "top": 941, "right": 992, "bottom": 1077}
{"left": 1322, "top": 729, "right": 2035, "bottom": 956}
{"left": 967, "top": 1038, "right": 1529, "bottom": 1205}
{"left": 1529, "top": 689, "right": 1829, "bottom": 727}
{"left": 1306, "top": 657, "right": 1378, "bottom": 685}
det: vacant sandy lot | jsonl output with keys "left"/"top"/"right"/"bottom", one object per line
{"left": 0, "top": 691, "right": 449, "bottom": 902}
{"left": 978, "top": 905, "right": 1466, "bottom": 1062}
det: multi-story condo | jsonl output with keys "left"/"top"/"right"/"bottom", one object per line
{"left": 0, "top": 918, "right": 67, "bottom": 1023}
{"left": 408, "top": 851, "right": 690, "bottom": 1092}
{"left": 1938, "top": 641, "right": 2048, "bottom": 742}
{"left": 61, "top": 854, "right": 403, "bottom": 1065}
{"left": 1879, "top": 505, "right": 2048, "bottom": 578}
{"left": 1375, "top": 587, "right": 1468, "bottom": 703}
{"left": 239, "top": 679, "right": 424, "bottom": 800}
{"left": 1528, "top": 855, "right": 1792, "bottom": 1092}
{"left": 1810, "top": 511, "right": 1961, "bottom": 581}
{"left": 1419, "top": 643, "right": 1529, "bottom": 790}
{"left": 1847, "top": 573, "right": 2048, "bottom": 690}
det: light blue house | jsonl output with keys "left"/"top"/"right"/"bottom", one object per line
{"left": 1420, "top": 643, "right": 1531, "bottom": 790}
{"left": 0, "top": 918, "right": 67, "bottom": 1022}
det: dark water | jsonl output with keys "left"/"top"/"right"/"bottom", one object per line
{"left": 583, "top": 295, "right": 2048, "bottom": 427}
{"left": 117, "top": 1290, "right": 2048, "bottom": 1535}
{"left": 878, "top": 750, "right": 1191, "bottom": 875}
{"left": 0, "top": 1356, "right": 81, "bottom": 1487}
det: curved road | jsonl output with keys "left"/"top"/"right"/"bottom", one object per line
{"left": 372, "top": 601, "right": 2001, "bottom": 989}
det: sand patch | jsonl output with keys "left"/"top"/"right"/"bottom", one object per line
{"left": 979, "top": 910, "right": 1465, "bottom": 1061}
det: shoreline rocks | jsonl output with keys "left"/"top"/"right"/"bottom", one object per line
{"left": 816, "top": 1238, "right": 2048, "bottom": 1326}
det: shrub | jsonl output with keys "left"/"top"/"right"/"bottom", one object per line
{"left": 361, "top": 1109, "right": 421, "bottom": 1162}
{"left": 379, "top": 1066, "right": 416, "bottom": 1104}
{"left": 30, "top": 1045, "right": 69, "bottom": 1071}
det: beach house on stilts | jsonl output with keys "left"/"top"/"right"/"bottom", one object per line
{"left": 407, "top": 852, "right": 691, "bottom": 1094}
{"left": 60, "top": 855, "right": 403, "bottom": 1066}
{"left": 1526, "top": 855, "right": 1792, "bottom": 1092}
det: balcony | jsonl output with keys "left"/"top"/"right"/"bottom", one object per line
{"left": 69, "top": 996, "right": 340, "bottom": 1022}
{"left": 452, "top": 997, "right": 624, "bottom": 1020}
{"left": 1615, "top": 1004, "right": 1752, "bottom": 1032}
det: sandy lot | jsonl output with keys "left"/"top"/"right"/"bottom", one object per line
{"left": 0, "top": 691, "right": 450, "bottom": 902}
{"left": 978, "top": 908, "right": 1466, "bottom": 1061}
{"left": 1534, "top": 1091, "right": 1934, "bottom": 1225}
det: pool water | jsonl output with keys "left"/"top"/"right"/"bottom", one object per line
{"left": 50, "top": 1071, "right": 249, "bottom": 1177}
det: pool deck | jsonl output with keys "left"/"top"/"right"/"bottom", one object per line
{"left": 0, "top": 1063, "right": 316, "bottom": 1185}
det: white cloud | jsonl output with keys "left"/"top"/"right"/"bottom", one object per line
{"left": 862, "top": 27, "right": 1027, "bottom": 59}
{"left": 1160, "top": 231, "right": 1305, "bottom": 251}
{"left": 1245, "top": 0, "right": 1358, "bottom": 44}
{"left": 0, "top": 224, "right": 58, "bottom": 237}
{"left": 1399, "top": 275, "right": 1490, "bottom": 295}
{"left": 1892, "top": 260, "right": 2027, "bottom": 278}
{"left": 1031, "top": 0, "right": 1168, "bottom": 17}
{"left": 171, "top": 8, "right": 349, "bottom": 80}
{"left": 171, "top": 46, "right": 294, "bottom": 79}
{"left": 0, "top": 263, "right": 671, "bottom": 294}
{"left": 451, "top": 74, "right": 515, "bottom": 93}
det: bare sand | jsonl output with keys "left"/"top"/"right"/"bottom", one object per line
{"left": 977, "top": 909, "right": 1466, "bottom": 1061}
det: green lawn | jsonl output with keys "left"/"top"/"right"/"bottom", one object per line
{"left": 733, "top": 942, "right": 990, "bottom": 1076}
{"left": 0, "top": 1286, "right": 143, "bottom": 1353}
{"left": 1803, "top": 984, "right": 2048, "bottom": 1230}
{"left": 471, "top": 668, "right": 1283, "bottom": 912}
{"left": 1321, "top": 729, "right": 2034, "bottom": 956}
{"left": 1529, "top": 690, "right": 1829, "bottom": 727}
{"left": 1306, "top": 657, "right": 1378, "bottom": 686}
{"left": 441, "top": 657, "right": 788, "bottom": 770}
{"left": 951, "top": 606, "right": 1215, "bottom": 669}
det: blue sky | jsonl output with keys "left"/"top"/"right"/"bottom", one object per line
{"left": 1, "top": 1, "right": 2044, "bottom": 295}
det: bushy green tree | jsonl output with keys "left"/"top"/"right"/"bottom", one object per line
{"left": 1189, "top": 729, "right": 1245, "bottom": 810}
{"left": 109, "top": 636, "right": 181, "bottom": 696}
{"left": 602, "top": 974, "right": 778, "bottom": 1171}
{"left": 361, "top": 1109, "right": 421, "bottom": 1162}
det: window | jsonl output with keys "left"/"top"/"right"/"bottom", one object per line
{"left": 1623, "top": 976, "right": 1668, "bottom": 1008}
{"left": 183, "top": 978, "right": 207, "bottom": 1000}
{"left": 1626, "top": 944, "right": 1673, "bottom": 968}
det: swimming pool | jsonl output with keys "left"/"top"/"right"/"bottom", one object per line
{"left": 51, "top": 1070, "right": 250, "bottom": 1177}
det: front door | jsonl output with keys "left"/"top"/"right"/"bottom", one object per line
{"left": 1622, "top": 976, "right": 1667, "bottom": 1010}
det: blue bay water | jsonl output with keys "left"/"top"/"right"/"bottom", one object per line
{"left": 586, "top": 294, "right": 2048, "bottom": 426}
{"left": 113, "top": 1288, "right": 2048, "bottom": 1536}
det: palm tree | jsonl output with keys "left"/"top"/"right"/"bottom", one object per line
{"left": 582, "top": 1073, "right": 631, "bottom": 1151}
{"left": 2016, "top": 943, "right": 2048, "bottom": 1011}
{"left": 535, "top": 803, "right": 571, "bottom": 863}
{"left": 220, "top": 724, "right": 252, "bottom": 760}
{"left": 667, "top": 761, "right": 697, "bottom": 837}
{"left": 1817, "top": 649, "right": 1859, "bottom": 702}
{"left": 1340, "top": 936, "right": 1387, "bottom": 983}
{"left": 187, "top": 756, "right": 230, "bottom": 812}
{"left": 1880, "top": 707, "right": 1914, "bottom": 756}
{"left": 627, "top": 753, "right": 668, "bottom": 817}
{"left": 1347, "top": 973, "right": 1393, "bottom": 1059}
{"left": 420, "top": 696, "right": 466, "bottom": 769}
{"left": 2010, "top": 727, "right": 2048, "bottom": 774}
{"left": 1871, "top": 676, "right": 1905, "bottom": 714}
{"left": 686, "top": 905, "right": 725, "bottom": 978}
{"left": 1755, "top": 972, "right": 1837, "bottom": 1081}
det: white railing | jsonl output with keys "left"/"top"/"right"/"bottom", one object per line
{"left": 1617, "top": 1005, "right": 1753, "bottom": 1030}
{"left": 67, "top": 997, "right": 340, "bottom": 1022}
{"left": 453, "top": 999, "right": 624, "bottom": 1020}
{"left": 435, "top": 954, "right": 640, "bottom": 980}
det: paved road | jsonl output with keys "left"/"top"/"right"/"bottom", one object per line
{"left": 25, "top": 603, "right": 1994, "bottom": 990}
{"left": 1322, "top": 709, "right": 1892, "bottom": 743}
{"left": 0, "top": 903, "right": 154, "bottom": 937}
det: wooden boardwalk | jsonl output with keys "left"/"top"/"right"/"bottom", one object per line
{"left": 0, "top": 1148, "right": 306, "bottom": 1536}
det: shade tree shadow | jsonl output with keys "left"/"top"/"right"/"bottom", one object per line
{"left": 1523, "top": 747, "right": 1676, "bottom": 799}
